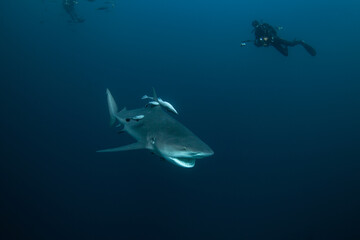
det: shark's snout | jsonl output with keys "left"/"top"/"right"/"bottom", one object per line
{"left": 193, "top": 143, "right": 214, "bottom": 158}
{"left": 159, "top": 142, "right": 214, "bottom": 168}
{"left": 199, "top": 148, "right": 214, "bottom": 157}
{"left": 168, "top": 145, "right": 213, "bottom": 160}
{"left": 188, "top": 148, "right": 214, "bottom": 158}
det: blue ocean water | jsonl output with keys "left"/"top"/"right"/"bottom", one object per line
{"left": 1, "top": 0, "right": 360, "bottom": 239}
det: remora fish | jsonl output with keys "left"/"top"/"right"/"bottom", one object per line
{"left": 131, "top": 115, "right": 144, "bottom": 121}
{"left": 141, "top": 94, "right": 178, "bottom": 115}
{"left": 97, "top": 89, "right": 213, "bottom": 168}
{"left": 158, "top": 98, "right": 178, "bottom": 115}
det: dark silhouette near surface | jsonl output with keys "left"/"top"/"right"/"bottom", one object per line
{"left": 63, "top": 0, "right": 84, "bottom": 23}
{"left": 244, "top": 20, "right": 316, "bottom": 56}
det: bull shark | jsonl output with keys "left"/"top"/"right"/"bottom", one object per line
{"left": 97, "top": 89, "right": 214, "bottom": 168}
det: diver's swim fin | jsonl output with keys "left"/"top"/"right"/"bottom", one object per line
{"left": 301, "top": 41, "right": 317, "bottom": 56}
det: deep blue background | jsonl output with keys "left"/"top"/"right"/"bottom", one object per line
{"left": 1, "top": 0, "right": 360, "bottom": 239}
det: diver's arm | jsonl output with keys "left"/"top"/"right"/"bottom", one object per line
{"left": 240, "top": 40, "right": 254, "bottom": 47}
{"left": 253, "top": 29, "right": 263, "bottom": 46}
{"left": 254, "top": 38, "right": 262, "bottom": 47}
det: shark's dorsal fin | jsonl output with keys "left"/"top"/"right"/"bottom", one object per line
{"left": 152, "top": 87, "right": 158, "bottom": 102}
{"left": 97, "top": 142, "right": 145, "bottom": 152}
{"left": 106, "top": 88, "right": 118, "bottom": 126}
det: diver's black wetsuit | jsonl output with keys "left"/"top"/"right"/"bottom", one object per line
{"left": 252, "top": 21, "right": 316, "bottom": 56}
{"left": 63, "top": 0, "right": 84, "bottom": 23}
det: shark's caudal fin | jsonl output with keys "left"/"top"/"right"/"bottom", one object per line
{"left": 106, "top": 89, "right": 118, "bottom": 126}
{"left": 97, "top": 142, "right": 145, "bottom": 153}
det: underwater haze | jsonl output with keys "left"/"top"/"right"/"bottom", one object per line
{"left": 1, "top": 0, "right": 360, "bottom": 239}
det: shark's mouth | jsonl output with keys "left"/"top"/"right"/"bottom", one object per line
{"left": 168, "top": 157, "right": 196, "bottom": 168}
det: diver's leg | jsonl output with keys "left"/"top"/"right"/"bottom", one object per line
{"left": 280, "top": 38, "right": 316, "bottom": 56}
{"left": 299, "top": 41, "right": 317, "bottom": 56}
{"left": 76, "top": 16, "right": 85, "bottom": 23}
{"left": 272, "top": 43, "right": 288, "bottom": 56}
{"left": 278, "top": 38, "right": 300, "bottom": 47}
{"left": 69, "top": 11, "right": 77, "bottom": 22}
{"left": 272, "top": 39, "right": 289, "bottom": 56}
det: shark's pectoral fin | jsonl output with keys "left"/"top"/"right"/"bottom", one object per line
{"left": 97, "top": 142, "right": 145, "bottom": 153}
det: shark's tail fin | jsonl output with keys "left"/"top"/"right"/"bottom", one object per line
{"left": 106, "top": 89, "right": 118, "bottom": 126}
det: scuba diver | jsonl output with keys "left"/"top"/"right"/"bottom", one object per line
{"left": 242, "top": 20, "right": 316, "bottom": 56}
{"left": 62, "top": 0, "right": 84, "bottom": 23}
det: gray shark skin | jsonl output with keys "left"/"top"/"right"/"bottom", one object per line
{"left": 97, "top": 89, "right": 214, "bottom": 168}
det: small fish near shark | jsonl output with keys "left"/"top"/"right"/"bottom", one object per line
{"left": 141, "top": 94, "right": 178, "bottom": 115}
{"left": 97, "top": 88, "right": 213, "bottom": 168}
